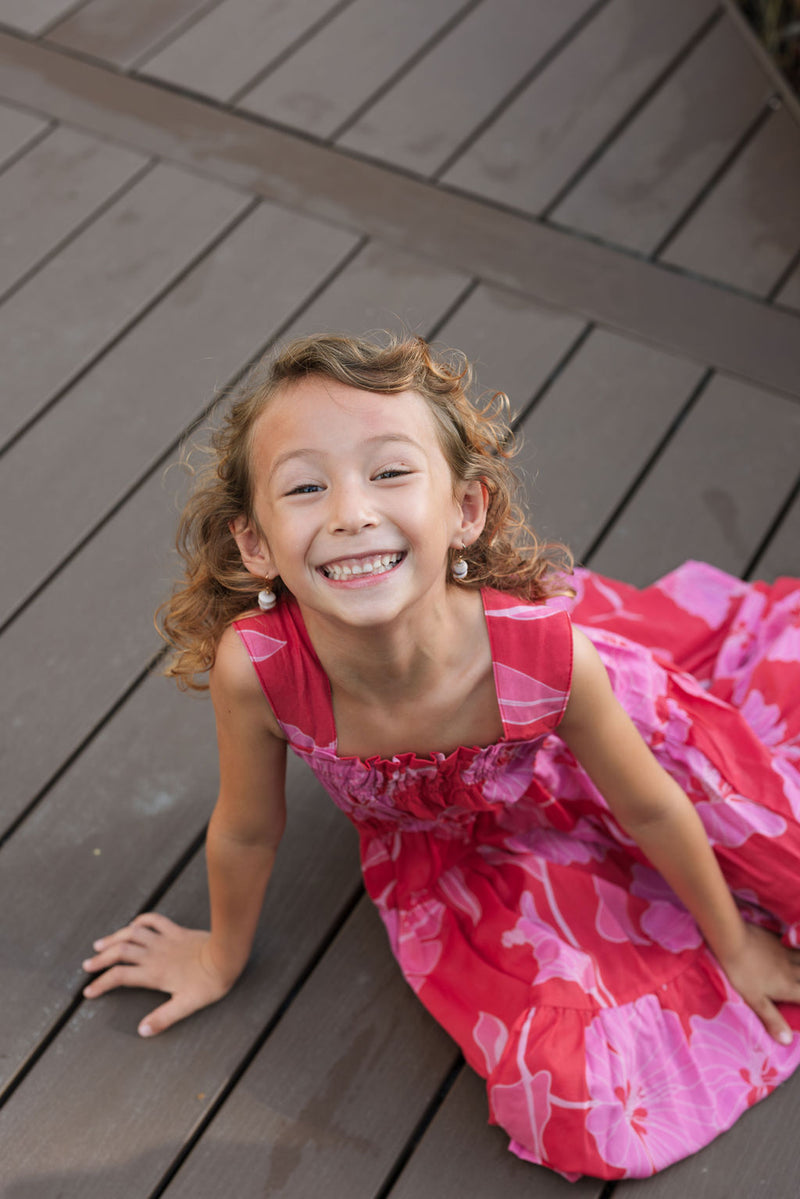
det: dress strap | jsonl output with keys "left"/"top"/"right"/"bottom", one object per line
{"left": 233, "top": 600, "right": 336, "bottom": 751}
{"left": 481, "top": 589, "right": 573, "bottom": 742}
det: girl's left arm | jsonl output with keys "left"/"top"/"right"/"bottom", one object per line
{"left": 559, "top": 626, "right": 800, "bottom": 1044}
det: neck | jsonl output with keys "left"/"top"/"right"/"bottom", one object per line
{"left": 300, "top": 585, "right": 482, "bottom": 703}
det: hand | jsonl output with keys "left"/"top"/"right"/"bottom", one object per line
{"left": 719, "top": 922, "right": 800, "bottom": 1045}
{"left": 82, "top": 912, "right": 238, "bottom": 1037}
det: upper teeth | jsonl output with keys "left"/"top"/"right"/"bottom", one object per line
{"left": 323, "top": 553, "right": 401, "bottom": 580}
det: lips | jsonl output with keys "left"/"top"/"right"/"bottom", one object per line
{"left": 319, "top": 551, "right": 404, "bottom": 581}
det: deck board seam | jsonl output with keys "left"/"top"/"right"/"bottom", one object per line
{"left": 429, "top": 0, "right": 612, "bottom": 183}
{"left": 537, "top": 5, "right": 724, "bottom": 221}
{"left": 146, "top": 881, "right": 367, "bottom": 1199}
{"left": 0, "top": 188, "right": 259, "bottom": 461}
{"left": 1, "top": 29, "right": 798, "bottom": 401}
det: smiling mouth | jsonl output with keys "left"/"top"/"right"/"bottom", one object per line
{"left": 319, "top": 552, "right": 405, "bottom": 581}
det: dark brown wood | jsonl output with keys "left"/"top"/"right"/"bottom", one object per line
{"left": 0, "top": 200, "right": 358, "bottom": 624}
{"left": 0, "top": 98, "right": 48, "bottom": 167}
{"left": 161, "top": 898, "right": 457, "bottom": 1199}
{"left": 0, "top": 748, "right": 362, "bottom": 1192}
{"left": 514, "top": 329, "right": 705, "bottom": 555}
{"left": 0, "top": 161, "right": 249, "bottom": 450}
{"left": 0, "top": 124, "right": 145, "bottom": 298}
{"left": 442, "top": 0, "right": 717, "bottom": 214}
{"left": 2, "top": 31, "right": 797, "bottom": 401}
{"left": 0, "top": 0, "right": 80, "bottom": 35}
{"left": 337, "top": 0, "right": 597, "bottom": 175}
{"left": 661, "top": 106, "right": 800, "bottom": 296}
{"left": 775, "top": 260, "right": 800, "bottom": 312}
{"left": 239, "top": 0, "right": 468, "bottom": 140}
{"left": 551, "top": 16, "right": 771, "bottom": 254}
{"left": 388, "top": 1066, "right": 605, "bottom": 1198}
{"left": 138, "top": 0, "right": 346, "bottom": 103}
{"left": 591, "top": 373, "right": 800, "bottom": 584}
{"left": 436, "top": 282, "right": 588, "bottom": 419}
{"left": 752, "top": 490, "right": 800, "bottom": 582}
{"left": 275, "top": 237, "right": 470, "bottom": 342}
{"left": 47, "top": 0, "right": 216, "bottom": 68}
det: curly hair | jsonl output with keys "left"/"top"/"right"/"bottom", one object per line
{"left": 159, "top": 332, "right": 573, "bottom": 688}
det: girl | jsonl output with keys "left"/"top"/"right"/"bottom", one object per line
{"left": 83, "top": 333, "right": 800, "bottom": 1180}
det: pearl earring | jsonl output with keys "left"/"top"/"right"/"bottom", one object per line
{"left": 452, "top": 550, "right": 468, "bottom": 580}
{"left": 257, "top": 578, "right": 277, "bottom": 610}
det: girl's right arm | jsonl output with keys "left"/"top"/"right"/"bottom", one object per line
{"left": 82, "top": 624, "right": 287, "bottom": 1037}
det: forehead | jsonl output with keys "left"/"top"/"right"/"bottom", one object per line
{"left": 251, "top": 376, "right": 443, "bottom": 463}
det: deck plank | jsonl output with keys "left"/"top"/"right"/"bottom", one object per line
{"left": 388, "top": 1067, "right": 604, "bottom": 1199}
{"left": 0, "top": 0, "right": 80, "bottom": 35}
{"left": 0, "top": 161, "right": 249, "bottom": 450}
{"left": 551, "top": 16, "right": 771, "bottom": 255}
{"left": 442, "top": 0, "right": 716, "bottom": 215}
{"left": 274, "top": 238, "right": 470, "bottom": 341}
{"left": 1, "top": 31, "right": 799, "bottom": 400}
{"left": 513, "top": 329, "right": 705, "bottom": 554}
{"left": 161, "top": 898, "right": 457, "bottom": 1199}
{"left": 774, "top": 259, "right": 800, "bottom": 313}
{"left": 0, "top": 751, "right": 361, "bottom": 1193}
{"left": 0, "top": 124, "right": 145, "bottom": 298}
{"left": 0, "top": 201, "right": 358, "bottom": 626}
{"left": 47, "top": 0, "right": 215, "bottom": 68}
{"left": 139, "top": 0, "right": 346, "bottom": 103}
{"left": 661, "top": 107, "right": 800, "bottom": 295}
{"left": 751, "top": 489, "right": 800, "bottom": 582}
{"left": 435, "top": 283, "right": 587, "bottom": 418}
{"left": 239, "top": 0, "right": 468, "bottom": 141}
{"left": 0, "top": 99, "right": 48, "bottom": 166}
{"left": 591, "top": 374, "right": 800, "bottom": 584}
{"left": 336, "top": 0, "right": 597, "bottom": 173}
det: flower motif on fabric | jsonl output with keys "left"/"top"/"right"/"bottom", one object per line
{"left": 689, "top": 999, "right": 800, "bottom": 1124}
{"left": 584, "top": 999, "right": 713, "bottom": 1175}
{"left": 655, "top": 561, "right": 742, "bottom": 629}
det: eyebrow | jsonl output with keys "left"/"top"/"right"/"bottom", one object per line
{"left": 271, "top": 433, "right": 425, "bottom": 471}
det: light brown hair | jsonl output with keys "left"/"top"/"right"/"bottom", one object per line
{"left": 159, "top": 332, "right": 573, "bottom": 688}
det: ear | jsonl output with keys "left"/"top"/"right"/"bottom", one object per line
{"left": 229, "top": 515, "right": 274, "bottom": 580}
{"left": 453, "top": 479, "right": 489, "bottom": 548}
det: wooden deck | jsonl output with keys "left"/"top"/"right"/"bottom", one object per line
{"left": 0, "top": 2, "right": 798, "bottom": 1194}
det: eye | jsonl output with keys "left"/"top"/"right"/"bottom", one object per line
{"left": 286, "top": 482, "right": 323, "bottom": 495}
{"left": 374, "top": 467, "right": 412, "bottom": 481}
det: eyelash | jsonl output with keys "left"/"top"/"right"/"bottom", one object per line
{"left": 286, "top": 468, "right": 411, "bottom": 495}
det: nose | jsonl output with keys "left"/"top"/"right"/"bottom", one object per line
{"left": 327, "top": 479, "right": 378, "bottom": 535}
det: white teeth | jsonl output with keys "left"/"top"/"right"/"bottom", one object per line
{"left": 322, "top": 553, "right": 401, "bottom": 581}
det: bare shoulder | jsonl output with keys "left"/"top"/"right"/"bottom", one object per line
{"left": 210, "top": 623, "right": 284, "bottom": 740}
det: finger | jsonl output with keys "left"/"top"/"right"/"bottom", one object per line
{"left": 91, "top": 923, "right": 155, "bottom": 954}
{"left": 83, "top": 940, "right": 148, "bottom": 975}
{"left": 83, "top": 963, "right": 145, "bottom": 999}
{"left": 754, "top": 997, "right": 793, "bottom": 1046}
{"left": 131, "top": 912, "right": 177, "bottom": 937}
{"left": 138, "top": 993, "right": 201, "bottom": 1038}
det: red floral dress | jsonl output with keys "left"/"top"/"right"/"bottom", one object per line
{"left": 234, "top": 562, "right": 800, "bottom": 1181}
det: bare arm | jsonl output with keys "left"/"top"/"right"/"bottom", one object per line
{"left": 83, "top": 624, "right": 287, "bottom": 1036}
{"left": 559, "top": 627, "right": 800, "bottom": 1043}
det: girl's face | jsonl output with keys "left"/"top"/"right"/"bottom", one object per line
{"left": 233, "top": 376, "right": 486, "bottom": 628}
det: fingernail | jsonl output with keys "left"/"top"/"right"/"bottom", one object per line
{"left": 138, "top": 1023, "right": 153, "bottom": 1038}
{"left": 779, "top": 1030, "right": 792, "bottom": 1045}
{"left": 83, "top": 986, "right": 94, "bottom": 997}
{"left": 93, "top": 939, "right": 104, "bottom": 950}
